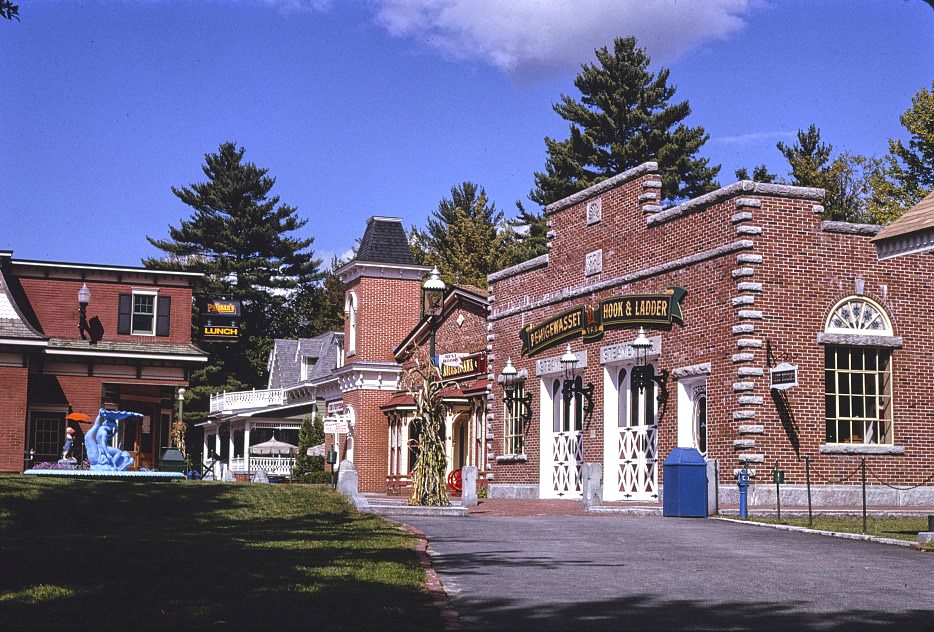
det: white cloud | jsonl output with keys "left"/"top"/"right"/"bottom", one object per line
{"left": 373, "top": 0, "right": 758, "bottom": 79}
{"left": 712, "top": 130, "right": 796, "bottom": 146}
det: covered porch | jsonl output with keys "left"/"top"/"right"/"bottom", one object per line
{"left": 200, "top": 416, "right": 304, "bottom": 479}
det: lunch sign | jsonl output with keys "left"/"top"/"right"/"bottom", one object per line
{"left": 519, "top": 287, "right": 687, "bottom": 357}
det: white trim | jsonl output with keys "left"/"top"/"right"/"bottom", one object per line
{"left": 0, "top": 338, "right": 48, "bottom": 347}
{"left": 44, "top": 348, "right": 208, "bottom": 362}
{"left": 12, "top": 259, "right": 202, "bottom": 277}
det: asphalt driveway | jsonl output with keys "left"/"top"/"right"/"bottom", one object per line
{"left": 401, "top": 514, "right": 934, "bottom": 631}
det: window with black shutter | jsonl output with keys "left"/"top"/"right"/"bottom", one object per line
{"left": 156, "top": 295, "right": 171, "bottom": 337}
{"left": 117, "top": 294, "right": 132, "bottom": 334}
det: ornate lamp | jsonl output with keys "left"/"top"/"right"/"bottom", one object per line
{"left": 630, "top": 327, "right": 669, "bottom": 403}
{"left": 77, "top": 282, "right": 91, "bottom": 339}
{"left": 559, "top": 344, "right": 594, "bottom": 417}
{"left": 500, "top": 358, "right": 532, "bottom": 424}
{"left": 422, "top": 267, "right": 446, "bottom": 361}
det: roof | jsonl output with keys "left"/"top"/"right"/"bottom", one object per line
{"left": 0, "top": 265, "right": 48, "bottom": 343}
{"left": 267, "top": 331, "right": 343, "bottom": 389}
{"left": 393, "top": 286, "right": 489, "bottom": 358}
{"left": 354, "top": 216, "right": 415, "bottom": 266}
{"left": 872, "top": 190, "right": 934, "bottom": 242}
{"left": 44, "top": 338, "right": 208, "bottom": 362}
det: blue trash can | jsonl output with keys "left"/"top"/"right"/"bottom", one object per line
{"left": 662, "top": 447, "right": 708, "bottom": 517}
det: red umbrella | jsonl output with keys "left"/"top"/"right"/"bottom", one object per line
{"left": 65, "top": 413, "right": 90, "bottom": 423}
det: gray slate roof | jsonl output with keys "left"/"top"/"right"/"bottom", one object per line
{"left": 47, "top": 338, "right": 207, "bottom": 359}
{"left": 355, "top": 217, "right": 415, "bottom": 265}
{"left": 268, "top": 331, "right": 343, "bottom": 389}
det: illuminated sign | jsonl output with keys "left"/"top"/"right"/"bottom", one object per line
{"left": 205, "top": 299, "right": 241, "bottom": 317}
{"left": 520, "top": 287, "right": 687, "bottom": 356}
{"left": 200, "top": 297, "right": 242, "bottom": 343}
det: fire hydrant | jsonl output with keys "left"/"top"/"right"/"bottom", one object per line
{"left": 737, "top": 467, "right": 750, "bottom": 518}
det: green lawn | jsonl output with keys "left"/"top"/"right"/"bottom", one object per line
{"left": 742, "top": 515, "right": 930, "bottom": 543}
{"left": 0, "top": 475, "right": 441, "bottom": 630}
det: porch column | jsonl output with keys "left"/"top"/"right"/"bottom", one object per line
{"left": 400, "top": 416, "right": 410, "bottom": 477}
{"left": 202, "top": 432, "right": 208, "bottom": 465}
{"left": 243, "top": 422, "right": 251, "bottom": 473}
{"left": 228, "top": 427, "right": 235, "bottom": 468}
{"left": 214, "top": 431, "right": 221, "bottom": 458}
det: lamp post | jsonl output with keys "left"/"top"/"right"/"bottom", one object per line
{"left": 500, "top": 358, "right": 532, "bottom": 424}
{"left": 77, "top": 283, "right": 90, "bottom": 339}
{"left": 422, "top": 267, "right": 446, "bottom": 362}
{"left": 630, "top": 327, "right": 669, "bottom": 403}
{"left": 559, "top": 344, "right": 594, "bottom": 418}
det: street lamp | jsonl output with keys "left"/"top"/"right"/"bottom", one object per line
{"left": 422, "top": 267, "right": 446, "bottom": 362}
{"left": 500, "top": 358, "right": 532, "bottom": 424}
{"left": 630, "top": 327, "right": 669, "bottom": 403}
{"left": 559, "top": 344, "right": 594, "bottom": 417}
{"left": 77, "top": 283, "right": 91, "bottom": 339}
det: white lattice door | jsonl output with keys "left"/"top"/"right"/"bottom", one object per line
{"left": 541, "top": 378, "right": 584, "bottom": 498}
{"left": 612, "top": 366, "right": 659, "bottom": 501}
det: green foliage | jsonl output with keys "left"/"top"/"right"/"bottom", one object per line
{"left": 868, "top": 81, "right": 934, "bottom": 223}
{"left": 777, "top": 125, "right": 883, "bottom": 223}
{"left": 293, "top": 414, "right": 325, "bottom": 480}
{"left": 280, "top": 256, "right": 346, "bottom": 339}
{"left": 734, "top": 165, "right": 778, "bottom": 183}
{"left": 144, "top": 142, "right": 323, "bottom": 410}
{"left": 415, "top": 181, "right": 514, "bottom": 288}
{"left": 505, "top": 201, "right": 549, "bottom": 265}
{"left": 404, "top": 348, "right": 450, "bottom": 506}
{"left": 531, "top": 36, "right": 719, "bottom": 207}
{"left": 1, "top": 1, "right": 19, "bottom": 21}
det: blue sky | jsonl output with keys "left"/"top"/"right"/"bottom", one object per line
{"left": 2, "top": 0, "right": 932, "bottom": 267}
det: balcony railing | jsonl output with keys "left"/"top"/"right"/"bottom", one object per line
{"left": 209, "top": 388, "right": 285, "bottom": 414}
{"left": 228, "top": 456, "right": 294, "bottom": 476}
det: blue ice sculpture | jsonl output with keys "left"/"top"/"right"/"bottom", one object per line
{"left": 85, "top": 408, "right": 142, "bottom": 471}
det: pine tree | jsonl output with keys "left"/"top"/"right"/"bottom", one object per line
{"left": 506, "top": 201, "right": 549, "bottom": 265}
{"left": 777, "top": 125, "right": 833, "bottom": 189}
{"left": 734, "top": 165, "right": 778, "bottom": 183}
{"left": 869, "top": 82, "right": 934, "bottom": 223}
{"left": 292, "top": 414, "right": 325, "bottom": 481}
{"left": 531, "top": 37, "right": 719, "bottom": 207}
{"left": 419, "top": 182, "right": 513, "bottom": 288}
{"left": 1, "top": 1, "right": 19, "bottom": 21}
{"left": 145, "top": 142, "right": 322, "bottom": 416}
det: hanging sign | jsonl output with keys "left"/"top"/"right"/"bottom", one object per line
{"left": 770, "top": 363, "right": 798, "bottom": 390}
{"left": 200, "top": 298, "right": 242, "bottom": 343}
{"left": 324, "top": 420, "right": 349, "bottom": 434}
{"left": 436, "top": 351, "right": 486, "bottom": 380}
{"left": 327, "top": 401, "right": 345, "bottom": 415}
{"left": 519, "top": 287, "right": 687, "bottom": 356}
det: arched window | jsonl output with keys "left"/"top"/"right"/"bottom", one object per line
{"left": 345, "top": 291, "right": 358, "bottom": 355}
{"left": 693, "top": 387, "right": 708, "bottom": 455}
{"left": 823, "top": 296, "right": 894, "bottom": 444}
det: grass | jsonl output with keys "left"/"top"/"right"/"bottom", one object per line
{"left": 741, "top": 515, "right": 930, "bottom": 542}
{"left": 0, "top": 475, "right": 441, "bottom": 630}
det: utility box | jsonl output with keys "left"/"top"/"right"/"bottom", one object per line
{"left": 662, "top": 447, "right": 708, "bottom": 517}
{"left": 159, "top": 447, "right": 187, "bottom": 473}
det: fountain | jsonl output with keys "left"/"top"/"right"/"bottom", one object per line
{"left": 24, "top": 408, "right": 186, "bottom": 480}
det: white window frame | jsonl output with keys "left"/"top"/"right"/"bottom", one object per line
{"left": 131, "top": 289, "right": 158, "bottom": 336}
{"left": 503, "top": 382, "right": 526, "bottom": 457}
{"left": 823, "top": 296, "right": 895, "bottom": 445}
{"left": 345, "top": 291, "right": 358, "bottom": 356}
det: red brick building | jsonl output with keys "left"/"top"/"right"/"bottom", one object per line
{"left": 0, "top": 251, "right": 206, "bottom": 470}
{"left": 487, "top": 162, "right": 934, "bottom": 506}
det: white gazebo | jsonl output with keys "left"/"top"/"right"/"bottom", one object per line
{"left": 248, "top": 435, "right": 298, "bottom": 477}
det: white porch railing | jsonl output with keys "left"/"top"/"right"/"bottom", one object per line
{"left": 209, "top": 388, "right": 285, "bottom": 414}
{"left": 229, "top": 456, "right": 295, "bottom": 476}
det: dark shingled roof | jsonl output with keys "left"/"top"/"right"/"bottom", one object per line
{"left": 0, "top": 265, "right": 46, "bottom": 342}
{"left": 268, "top": 331, "right": 343, "bottom": 389}
{"left": 355, "top": 217, "right": 415, "bottom": 265}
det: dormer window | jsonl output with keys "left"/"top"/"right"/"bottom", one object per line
{"left": 300, "top": 356, "right": 318, "bottom": 381}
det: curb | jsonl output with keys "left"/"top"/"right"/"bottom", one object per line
{"left": 401, "top": 524, "right": 464, "bottom": 631}
{"left": 715, "top": 516, "right": 919, "bottom": 548}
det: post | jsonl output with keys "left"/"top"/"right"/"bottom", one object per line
{"left": 738, "top": 467, "right": 749, "bottom": 518}
{"left": 774, "top": 464, "right": 782, "bottom": 522}
{"left": 805, "top": 454, "right": 813, "bottom": 528}
{"left": 861, "top": 457, "right": 867, "bottom": 534}
{"left": 243, "top": 423, "right": 251, "bottom": 474}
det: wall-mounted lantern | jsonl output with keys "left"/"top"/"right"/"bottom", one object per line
{"left": 500, "top": 358, "right": 532, "bottom": 424}
{"left": 559, "top": 343, "right": 594, "bottom": 416}
{"left": 630, "top": 327, "right": 669, "bottom": 403}
{"left": 77, "top": 282, "right": 91, "bottom": 339}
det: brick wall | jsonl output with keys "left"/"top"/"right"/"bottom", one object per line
{"left": 345, "top": 276, "right": 423, "bottom": 363}
{"left": 18, "top": 276, "right": 194, "bottom": 344}
{"left": 0, "top": 367, "right": 28, "bottom": 471}
{"left": 489, "top": 164, "right": 934, "bottom": 492}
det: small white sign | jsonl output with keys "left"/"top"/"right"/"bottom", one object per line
{"left": 326, "top": 401, "right": 344, "bottom": 415}
{"left": 770, "top": 362, "right": 798, "bottom": 390}
{"left": 437, "top": 352, "right": 470, "bottom": 368}
{"left": 324, "top": 420, "right": 349, "bottom": 434}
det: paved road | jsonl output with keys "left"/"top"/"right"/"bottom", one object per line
{"left": 402, "top": 514, "right": 934, "bottom": 631}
